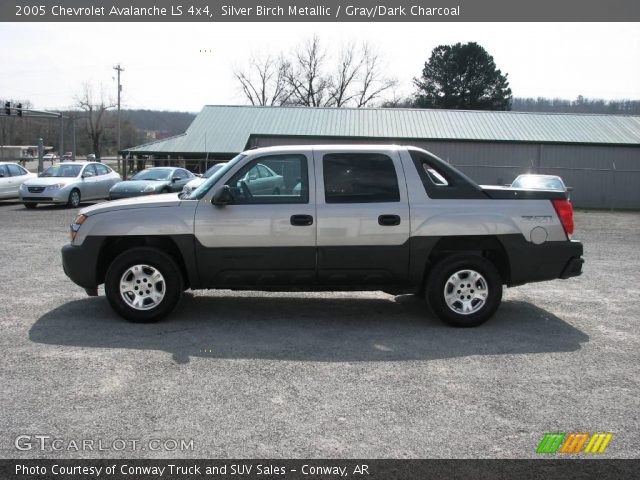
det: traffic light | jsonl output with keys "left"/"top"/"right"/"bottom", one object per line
{"left": 17, "top": 103, "right": 22, "bottom": 116}
{"left": 3, "top": 101, "right": 10, "bottom": 115}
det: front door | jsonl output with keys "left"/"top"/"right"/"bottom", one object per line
{"left": 194, "top": 151, "right": 317, "bottom": 287}
{"left": 314, "top": 148, "right": 411, "bottom": 286}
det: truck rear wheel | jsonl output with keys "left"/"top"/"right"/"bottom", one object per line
{"left": 104, "top": 247, "right": 183, "bottom": 323}
{"left": 426, "top": 253, "right": 502, "bottom": 327}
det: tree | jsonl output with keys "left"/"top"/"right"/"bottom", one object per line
{"left": 234, "top": 37, "right": 397, "bottom": 108}
{"left": 75, "top": 83, "right": 116, "bottom": 158}
{"left": 414, "top": 42, "right": 512, "bottom": 110}
{"left": 233, "top": 54, "right": 291, "bottom": 106}
{"left": 285, "top": 35, "right": 330, "bottom": 107}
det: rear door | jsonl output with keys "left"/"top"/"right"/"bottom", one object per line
{"left": 194, "top": 150, "right": 317, "bottom": 287}
{"left": 80, "top": 164, "right": 99, "bottom": 199}
{"left": 0, "top": 165, "right": 10, "bottom": 198}
{"left": 93, "top": 163, "right": 114, "bottom": 197}
{"left": 314, "top": 148, "right": 411, "bottom": 286}
{"left": 6, "top": 164, "right": 29, "bottom": 197}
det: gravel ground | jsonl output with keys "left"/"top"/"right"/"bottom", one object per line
{"left": 0, "top": 202, "right": 638, "bottom": 459}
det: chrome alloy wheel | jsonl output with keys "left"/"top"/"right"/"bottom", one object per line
{"left": 443, "top": 269, "right": 489, "bottom": 315}
{"left": 119, "top": 264, "right": 166, "bottom": 311}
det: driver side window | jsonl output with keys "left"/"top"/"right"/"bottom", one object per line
{"left": 226, "top": 154, "right": 309, "bottom": 204}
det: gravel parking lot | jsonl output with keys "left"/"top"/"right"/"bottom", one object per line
{"left": 0, "top": 201, "right": 638, "bottom": 459}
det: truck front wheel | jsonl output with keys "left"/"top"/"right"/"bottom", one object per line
{"left": 104, "top": 247, "right": 184, "bottom": 323}
{"left": 426, "top": 254, "right": 503, "bottom": 327}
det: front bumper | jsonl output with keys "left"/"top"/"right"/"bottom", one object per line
{"left": 61, "top": 237, "right": 105, "bottom": 289}
{"left": 20, "top": 188, "right": 70, "bottom": 203}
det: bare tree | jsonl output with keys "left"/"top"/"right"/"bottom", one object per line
{"left": 285, "top": 35, "right": 330, "bottom": 107}
{"left": 75, "top": 83, "right": 115, "bottom": 159}
{"left": 326, "top": 43, "right": 362, "bottom": 107}
{"left": 355, "top": 44, "right": 397, "bottom": 108}
{"left": 234, "top": 55, "right": 291, "bottom": 106}
{"left": 234, "top": 37, "right": 398, "bottom": 108}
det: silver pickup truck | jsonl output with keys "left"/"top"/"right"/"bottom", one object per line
{"left": 62, "top": 145, "right": 583, "bottom": 327}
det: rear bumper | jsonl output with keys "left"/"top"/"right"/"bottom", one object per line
{"left": 61, "top": 237, "right": 105, "bottom": 289}
{"left": 501, "top": 237, "right": 584, "bottom": 286}
{"left": 560, "top": 256, "right": 584, "bottom": 279}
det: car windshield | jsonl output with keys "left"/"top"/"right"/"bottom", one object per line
{"left": 512, "top": 176, "right": 564, "bottom": 190}
{"left": 188, "top": 155, "right": 245, "bottom": 200}
{"left": 40, "top": 164, "right": 82, "bottom": 177}
{"left": 203, "top": 163, "right": 226, "bottom": 178}
{"left": 131, "top": 168, "right": 173, "bottom": 181}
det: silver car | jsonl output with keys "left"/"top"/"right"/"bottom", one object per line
{"left": 180, "top": 163, "right": 227, "bottom": 198}
{"left": 0, "top": 162, "right": 36, "bottom": 199}
{"left": 20, "top": 161, "right": 121, "bottom": 209}
{"left": 511, "top": 174, "right": 571, "bottom": 193}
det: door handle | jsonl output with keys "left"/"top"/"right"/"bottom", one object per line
{"left": 290, "top": 214, "right": 313, "bottom": 226}
{"left": 378, "top": 214, "right": 401, "bottom": 226}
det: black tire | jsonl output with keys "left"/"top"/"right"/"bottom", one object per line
{"left": 104, "top": 247, "right": 184, "bottom": 323}
{"left": 426, "top": 253, "right": 503, "bottom": 327}
{"left": 67, "top": 189, "right": 81, "bottom": 208}
{"left": 23, "top": 203, "right": 37, "bottom": 209}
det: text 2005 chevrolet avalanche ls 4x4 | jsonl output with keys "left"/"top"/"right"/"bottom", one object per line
{"left": 62, "top": 145, "right": 583, "bottom": 327}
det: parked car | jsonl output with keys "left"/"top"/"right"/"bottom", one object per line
{"left": 62, "top": 152, "right": 73, "bottom": 161}
{"left": 109, "top": 167, "right": 195, "bottom": 200}
{"left": 510, "top": 174, "right": 572, "bottom": 195}
{"left": 0, "top": 162, "right": 36, "bottom": 199}
{"left": 43, "top": 153, "right": 58, "bottom": 162}
{"left": 180, "top": 163, "right": 227, "bottom": 198}
{"left": 61, "top": 145, "right": 583, "bottom": 327}
{"left": 20, "top": 161, "right": 121, "bottom": 208}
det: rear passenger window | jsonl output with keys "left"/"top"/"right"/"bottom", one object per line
{"left": 95, "top": 164, "right": 110, "bottom": 176}
{"left": 323, "top": 153, "right": 400, "bottom": 203}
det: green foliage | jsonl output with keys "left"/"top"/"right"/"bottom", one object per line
{"left": 414, "top": 42, "right": 512, "bottom": 110}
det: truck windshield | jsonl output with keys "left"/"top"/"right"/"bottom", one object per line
{"left": 188, "top": 154, "right": 246, "bottom": 200}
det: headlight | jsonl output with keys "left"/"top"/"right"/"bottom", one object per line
{"left": 143, "top": 185, "right": 155, "bottom": 192}
{"left": 47, "top": 183, "right": 66, "bottom": 190}
{"left": 70, "top": 214, "right": 87, "bottom": 242}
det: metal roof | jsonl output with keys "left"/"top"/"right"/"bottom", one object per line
{"left": 124, "top": 105, "right": 640, "bottom": 155}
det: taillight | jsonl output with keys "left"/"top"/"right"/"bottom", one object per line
{"left": 552, "top": 199, "right": 574, "bottom": 237}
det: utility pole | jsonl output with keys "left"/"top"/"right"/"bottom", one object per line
{"left": 114, "top": 63, "right": 124, "bottom": 177}
{"left": 58, "top": 113, "right": 64, "bottom": 159}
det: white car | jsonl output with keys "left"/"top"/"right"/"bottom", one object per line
{"left": 20, "top": 161, "right": 121, "bottom": 208}
{"left": 511, "top": 174, "right": 571, "bottom": 193}
{"left": 0, "top": 162, "right": 36, "bottom": 199}
{"left": 180, "top": 163, "right": 227, "bottom": 197}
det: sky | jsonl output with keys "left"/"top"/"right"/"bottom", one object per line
{"left": 0, "top": 22, "right": 638, "bottom": 112}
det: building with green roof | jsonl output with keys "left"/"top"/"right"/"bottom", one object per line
{"left": 122, "top": 105, "right": 640, "bottom": 208}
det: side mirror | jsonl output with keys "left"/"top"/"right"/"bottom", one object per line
{"left": 211, "top": 185, "right": 234, "bottom": 206}
{"left": 172, "top": 176, "right": 180, "bottom": 183}
{"left": 566, "top": 186, "right": 574, "bottom": 192}
{"left": 0, "top": 173, "right": 4, "bottom": 178}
